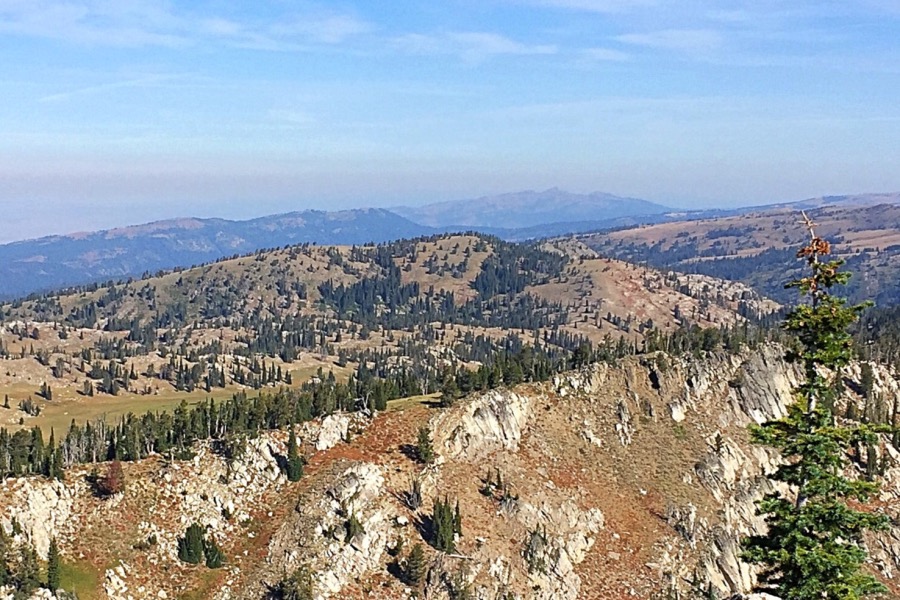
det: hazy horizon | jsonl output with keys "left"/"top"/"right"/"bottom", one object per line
{"left": 2, "top": 187, "right": 898, "bottom": 245}
{"left": 2, "top": 1, "right": 899, "bottom": 243}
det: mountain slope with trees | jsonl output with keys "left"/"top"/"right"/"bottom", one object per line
{"left": 581, "top": 203, "right": 900, "bottom": 305}
{"left": 0, "top": 232, "right": 776, "bottom": 436}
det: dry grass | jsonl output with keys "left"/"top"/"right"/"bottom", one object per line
{"left": 593, "top": 204, "right": 900, "bottom": 258}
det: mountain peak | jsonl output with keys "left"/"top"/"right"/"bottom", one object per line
{"left": 393, "top": 189, "right": 671, "bottom": 229}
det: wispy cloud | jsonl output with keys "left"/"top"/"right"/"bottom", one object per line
{"left": 580, "top": 47, "right": 631, "bottom": 61}
{"left": 616, "top": 29, "right": 723, "bottom": 52}
{"left": 198, "top": 13, "right": 374, "bottom": 51}
{"left": 394, "top": 31, "right": 557, "bottom": 62}
{"left": 270, "top": 15, "right": 373, "bottom": 45}
{"left": 0, "top": 0, "right": 372, "bottom": 50}
{"left": 38, "top": 74, "right": 184, "bottom": 103}
{"left": 0, "top": 0, "right": 188, "bottom": 47}
{"left": 267, "top": 109, "right": 316, "bottom": 128}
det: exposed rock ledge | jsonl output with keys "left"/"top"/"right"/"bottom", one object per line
{"left": 431, "top": 388, "right": 534, "bottom": 461}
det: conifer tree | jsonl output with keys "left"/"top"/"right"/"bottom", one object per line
{"left": 177, "top": 523, "right": 206, "bottom": 565}
{"left": 432, "top": 496, "right": 457, "bottom": 553}
{"left": 204, "top": 536, "right": 225, "bottom": 569}
{"left": 439, "top": 369, "right": 459, "bottom": 408}
{"left": 742, "top": 217, "right": 889, "bottom": 600}
{"left": 416, "top": 426, "right": 434, "bottom": 465}
{"left": 46, "top": 536, "right": 61, "bottom": 590}
{"left": 285, "top": 426, "right": 303, "bottom": 482}
{"left": 0, "top": 527, "right": 9, "bottom": 586}
{"left": 16, "top": 544, "right": 40, "bottom": 595}
{"left": 405, "top": 543, "right": 426, "bottom": 585}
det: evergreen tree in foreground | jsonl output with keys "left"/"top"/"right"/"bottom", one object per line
{"left": 46, "top": 536, "right": 61, "bottom": 590}
{"left": 742, "top": 217, "right": 889, "bottom": 600}
{"left": 285, "top": 426, "right": 304, "bottom": 482}
{"left": 177, "top": 523, "right": 206, "bottom": 565}
{"left": 416, "top": 426, "right": 434, "bottom": 465}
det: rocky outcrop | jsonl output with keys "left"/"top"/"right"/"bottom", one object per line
{"left": 110, "top": 431, "right": 292, "bottom": 599}
{"left": 0, "top": 477, "right": 77, "bottom": 559}
{"left": 251, "top": 463, "right": 393, "bottom": 600}
{"left": 513, "top": 496, "right": 605, "bottom": 600}
{"left": 2, "top": 343, "right": 896, "bottom": 600}
{"left": 0, "top": 587, "right": 58, "bottom": 600}
{"left": 431, "top": 388, "right": 534, "bottom": 461}
{"left": 314, "top": 413, "right": 351, "bottom": 451}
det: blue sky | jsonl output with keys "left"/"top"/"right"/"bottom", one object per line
{"left": 0, "top": 1, "right": 898, "bottom": 241}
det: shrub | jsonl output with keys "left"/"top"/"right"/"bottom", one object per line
{"left": 204, "top": 537, "right": 225, "bottom": 569}
{"left": 96, "top": 460, "right": 125, "bottom": 497}
{"left": 274, "top": 566, "right": 314, "bottom": 600}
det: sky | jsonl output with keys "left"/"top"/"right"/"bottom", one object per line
{"left": 0, "top": 0, "right": 899, "bottom": 242}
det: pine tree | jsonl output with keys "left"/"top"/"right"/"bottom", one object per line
{"left": 439, "top": 370, "right": 459, "bottom": 408}
{"left": 742, "top": 219, "right": 890, "bottom": 600}
{"left": 204, "top": 536, "right": 225, "bottom": 569}
{"left": 405, "top": 543, "right": 426, "bottom": 585}
{"left": 46, "top": 536, "right": 61, "bottom": 590}
{"left": 177, "top": 523, "right": 206, "bottom": 565}
{"left": 16, "top": 544, "right": 40, "bottom": 595}
{"left": 416, "top": 426, "right": 434, "bottom": 465}
{"left": 0, "top": 527, "right": 9, "bottom": 586}
{"left": 285, "top": 426, "right": 304, "bottom": 482}
{"left": 51, "top": 446, "right": 65, "bottom": 481}
{"left": 432, "top": 496, "right": 456, "bottom": 553}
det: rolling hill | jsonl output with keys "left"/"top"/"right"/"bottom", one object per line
{"left": 2, "top": 230, "right": 900, "bottom": 600}
{"left": 0, "top": 189, "right": 677, "bottom": 299}
{"left": 0, "top": 232, "right": 775, "bottom": 435}
{"left": 3, "top": 189, "right": 897, "bottom": 301}
{"left": 580, "top": 202, "right": 900, "bottom": 305}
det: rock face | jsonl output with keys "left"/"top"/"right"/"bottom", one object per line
{"left": 431, "top": 388, "right": 534, "bottom": 461}
{"left": 2, "top": 343, "right": 898, "bottom": 600}
{"left": 314, "top": 413, "right": 351, "bottom": 451}
{"left": 514, "top": 497, "right": 605, "bottom": 599}
{"left": 249, "top": 463, "right": 393, "bottom": 600}
{"left": 0, "top": 477, "right": 77, "bottom": 559}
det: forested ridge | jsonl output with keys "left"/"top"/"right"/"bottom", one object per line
{"left": 0, "top": 232, "right": 790, "bottom": 479}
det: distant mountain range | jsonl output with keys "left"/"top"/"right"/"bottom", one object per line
{"left": 0, "top": 189, "right": 897, "bottom": 299}
{"left": 0, "top": 209, "right": 429, "bottom": 299}
{"left": 392, "top": 188, "right": 671, "bottom": 229}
